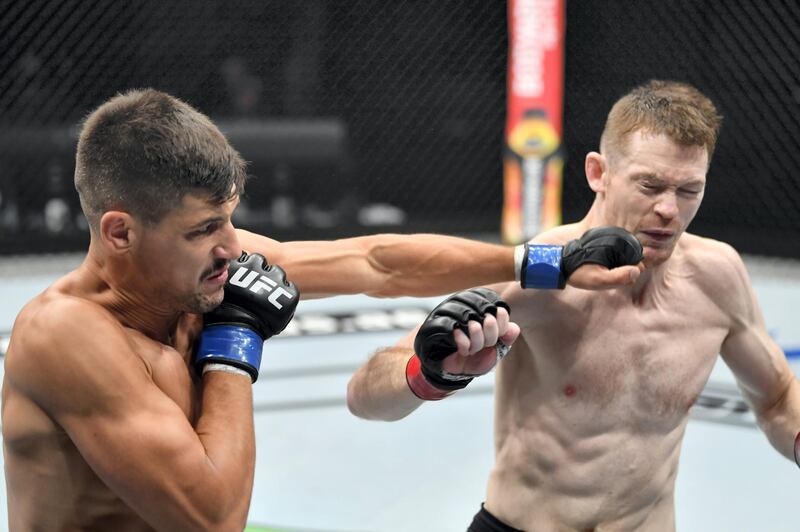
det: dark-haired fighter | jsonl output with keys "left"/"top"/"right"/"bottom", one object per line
{"left": 2, "top": 89, "right": 640, "bottom": 531}
{"left": 347, "top": 80, "right": 800, "bottom": 531}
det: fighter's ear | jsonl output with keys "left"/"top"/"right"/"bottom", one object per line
{"left": 585, "top": 151, "right": 607, "bottom": 193}
{"left": 99, "top": 210, "right": 135, "bottom": 254}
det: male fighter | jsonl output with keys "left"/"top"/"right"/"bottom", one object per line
{"left": 2, "top": 89, "right": 640, "bottom": 531}
{"left": 347, "top": 80, "right": 800, "bottom": 531}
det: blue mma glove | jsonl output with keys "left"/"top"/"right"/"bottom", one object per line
{"left": 194, "top": 252, "right": 299, "bottom": 382}
{"left": 518, "top": 226, "right": 643, "bottom": 289}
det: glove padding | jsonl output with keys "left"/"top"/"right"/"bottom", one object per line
{"left": 194, "top": 252, "right": 300, "bottom": 382}
{"left": 413, "top": 288, "right": 509, "bottom": 392}
{"left": 520, "top": 226, "right": 643, "bottom": 288}
{"left": 561, "top": 226, "right": 643, "bottom": 285}
{"left": 204, "top": 252, "right": 299, "bottom": 339}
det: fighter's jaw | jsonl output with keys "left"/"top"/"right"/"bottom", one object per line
{"left": 184, "top": 284, "right": 226, "bottom": 314}
{"left": 641, "top": 241, "right": 679, "bottom": 266}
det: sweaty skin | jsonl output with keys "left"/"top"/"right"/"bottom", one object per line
{"left": 3, "top": 299, "right": 209, "bottom": 531}
{"left": 486, "top": 230, "right": 749, "bottom": 530}
{"left": 347, "top": 132, "right": 800, "bottom": 531}
{"left": 2, "top": 194, "right": 254, "bottom": 531}
{"left": 5, "top": 184, "right": 630, "bottom": 530}
{"left": 2, "top": 185, "right": 638, "bottom": 530}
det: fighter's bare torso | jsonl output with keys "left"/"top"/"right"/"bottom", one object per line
{"left": 486, "top": 228, "right": 742, "bottom": 531}
{"left": 2, "top": 270, "right": 201, "bottom": 531}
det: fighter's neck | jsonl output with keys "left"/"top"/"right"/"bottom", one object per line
{"left": 580, "top": 200, "right": 620, "bottom": 232}
{"left": 75, "top": 252, "right": 182, "bottom": 344}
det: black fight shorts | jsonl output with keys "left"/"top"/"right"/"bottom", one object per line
{"left": 467, "top": 504, "right": 525, "bottom": 532}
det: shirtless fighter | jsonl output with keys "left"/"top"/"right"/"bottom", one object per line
{"left": 347, "top": 80, "right": 800, "bottom": 531}
{"left": 2, "top": 90, "right": 641, "bottom": 531}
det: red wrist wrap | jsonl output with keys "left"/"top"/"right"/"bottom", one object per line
{"left": 405, "top": 354, "right": 453, "bottom": 401}
{"left": 794, "top": 432, "right": 799, "bottom": 468}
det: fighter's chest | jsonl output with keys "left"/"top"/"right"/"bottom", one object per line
{"left": 522, "top": 289, "right": 729, "bottom": 412}
{"left": 125, "top": 323, "right": 201, "bottom": 423}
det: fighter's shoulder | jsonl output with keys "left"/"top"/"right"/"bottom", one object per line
{"left": 679, "top": 233, "right": 749, "bottom": 293}
{"left": 17, "top": 288, "right": 115, "bottom": 329}
{"left": 680, "top": 233, "right": 744, "bottom": 272}
{"left": 8, "top": 293, "right": 129, "bottom": 381}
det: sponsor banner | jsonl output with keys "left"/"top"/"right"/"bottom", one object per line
{"left": 502, "top": 0, "right": 566, "bottom": 244}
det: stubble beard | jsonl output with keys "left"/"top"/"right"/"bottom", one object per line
{"left": 185, "top": 288, "right": 225, "bottom": 314}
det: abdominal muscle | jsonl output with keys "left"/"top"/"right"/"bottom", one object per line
{"left": 481, "top": 302, "right": 724, "bottom": 530}
{"left": 485, "top": 397, "right": 688, "bottom": 531}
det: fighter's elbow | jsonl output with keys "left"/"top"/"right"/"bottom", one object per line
{"left": 172, "top": 463, "right": 252, "bottom": 531}
{"left": 163, "top": 496, "right": 247, "bottom": 532}
{"left": 346, "top": 379, "right": 370, "bottom": 419}
{"left": 346, "top": 378, "right": 405, "bottom": 421}
{"left": 192, "top": 511, "right": 248, "bottom": 532}
{"left": 752, "top": 376, "right": 795, "bottom": 421}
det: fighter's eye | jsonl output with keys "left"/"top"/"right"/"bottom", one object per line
{"left": 188, "top": 223, "right": 218, "bottom": 239}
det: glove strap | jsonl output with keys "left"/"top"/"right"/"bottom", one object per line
{"left": 203, "top": 363, "right": 252, "bottom": 379}
{"left": 519, "top": 244, "right": 566, "bottom": 289}
{"left": 794, "top": 432, "right": 799, "bottom": 468}
{"left": 405, "top": 354, "right": 454, "bottom": 401}
{"left": 195, "top": 325, "right": 264, "bottom": 383}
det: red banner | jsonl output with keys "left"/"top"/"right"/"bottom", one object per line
{"left": 502, "top": 0, "right": 566, "bottom": 244}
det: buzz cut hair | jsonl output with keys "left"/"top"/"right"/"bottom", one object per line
{"left": 74, "top": 88, "right": 248, "bottom": 232}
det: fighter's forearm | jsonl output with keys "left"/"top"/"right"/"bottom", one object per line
{"left": 753, "top": 378, "right": 800, "bottom": 464}
{"left": 238, "top": 229, "right": 516, "bottom": 299}
{"left": 190, "top": 371, "right": 255, "bottom": 529}
{"left": 346, "top": 347, "right": 425, "bottom": 421}
{"left": 361, "top": 234, "right": 515, "bottom": 297}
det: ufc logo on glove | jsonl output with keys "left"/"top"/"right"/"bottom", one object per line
{"left": 195, "top": 252, "right": 300, "bottom": 383}
{"left": 229, "top": 267, "right": 295, "bottom": 309}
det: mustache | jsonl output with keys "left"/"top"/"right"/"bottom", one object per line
{"left": 201, "top": 259, "right": 229, "bottom": 279}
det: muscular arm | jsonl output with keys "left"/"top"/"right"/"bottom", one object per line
{"left": 717, "top": 247, "right": 800, "bottom": 463}
{"left": 237, "top": 225, "right": 642, "bottom": 299}
{"left": 348, "top": 290, "right": 520, "bottom": 420}
{"left": 8, "top": 299, "right": 254, "bottom": 531}
{"left": 346, "top": 327, "right": 425, "bottom": 421}
{"left": 237, "top": 229, "right": 515, "bottom": 299}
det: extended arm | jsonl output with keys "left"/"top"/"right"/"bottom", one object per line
{"left": 237, "top": 226, "right": 644, "bottom": 299}
{"left": 237, "top": 229, "right": 515, "bottom": 299}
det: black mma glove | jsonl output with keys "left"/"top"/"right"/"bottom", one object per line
{"left": 406, "top": 288, "right": 510, "bottom": 400}
{"left": 194, "top": 252, "right": 299, "bottom": 382}
{"left": 517, "top": 226, "right": 643, "bottom": 288}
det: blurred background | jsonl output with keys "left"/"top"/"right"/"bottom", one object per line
{"left": 1, "top": 1, "right": 799, "bottom": 531}
{"left": 2, "top": 0, "right": 798, "bottom": 256}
